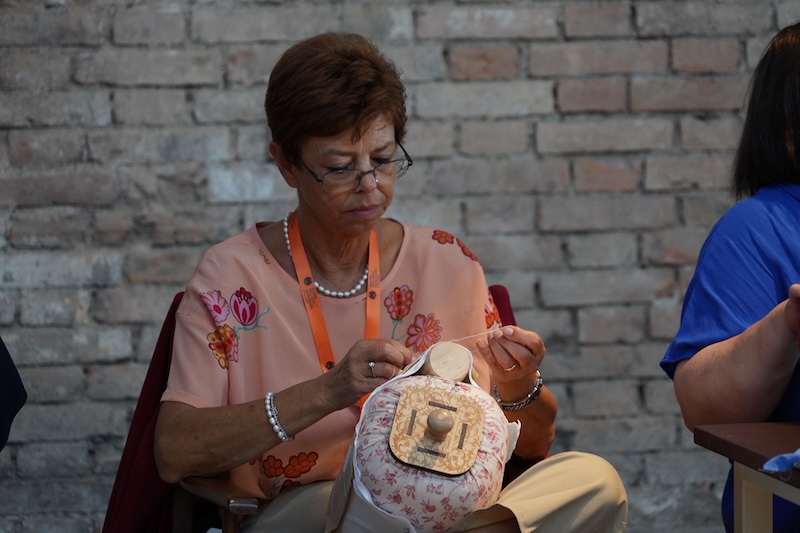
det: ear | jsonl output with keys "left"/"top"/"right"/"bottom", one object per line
{"left": 269, "top": 142, "right": 299, "bottom": 189}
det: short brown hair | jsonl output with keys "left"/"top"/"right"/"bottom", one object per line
{"left": 265, "top": 33, "right": 407, "bottom": 165}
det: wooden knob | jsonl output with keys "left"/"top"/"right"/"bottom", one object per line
{"left": 425, "top": 409, "right": 455, "bottom": 442}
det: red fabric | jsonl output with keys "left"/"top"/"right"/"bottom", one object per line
{"left": 489, "top": 284, "right": 516, "bottom": 326}
{"left": 102, "top": 292, "right": 184, "bottom": 533}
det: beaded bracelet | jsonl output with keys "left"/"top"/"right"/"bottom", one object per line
{"left": 264, "top": 392, "right": 293, "bottom": 442}
{"left": 493, "top": 370, "right": 543, "bottom": 412}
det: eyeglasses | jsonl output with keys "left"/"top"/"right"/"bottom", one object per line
{"left": 299, "top": 143, "right": 413, "bottom": 193}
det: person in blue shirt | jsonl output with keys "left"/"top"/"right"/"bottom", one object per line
{"left": 660, "top": 21, "right": 800, "bottom": 533}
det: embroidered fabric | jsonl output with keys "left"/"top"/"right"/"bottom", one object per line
{"left": 342, "top": 343, "right": 519, "bottom": 533}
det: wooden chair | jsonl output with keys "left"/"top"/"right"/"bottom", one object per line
{"left": 104, "top": 285, "right": 517, "bottom": 533}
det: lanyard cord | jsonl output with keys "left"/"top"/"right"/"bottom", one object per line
{"left": 286, "top": 210, "right": 381, "bottom": 374}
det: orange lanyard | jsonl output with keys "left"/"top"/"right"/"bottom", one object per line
{"left": 286, "top": 211, "right": 381, "bottom": 374}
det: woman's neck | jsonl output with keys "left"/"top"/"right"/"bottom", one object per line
{"left": 293, "top": 212, "right": 372, "bottom": 292}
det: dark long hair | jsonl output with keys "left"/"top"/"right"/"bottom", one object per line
{"left": 733, "top": 21, "right": 800, "bottom": 199}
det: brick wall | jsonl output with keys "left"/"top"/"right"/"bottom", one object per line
{"left": 1, "top": 1, "right": 798, "bottom": 531}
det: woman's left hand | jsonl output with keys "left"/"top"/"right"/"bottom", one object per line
{"left": 477, "top": 325, "right": 555, "bottom": 459}
{"left": 476, "top": 326, "right": 545, "bottom": 387}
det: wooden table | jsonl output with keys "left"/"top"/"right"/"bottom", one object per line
{"left": 694, "top": 422, "right": 800, "bottom": 532}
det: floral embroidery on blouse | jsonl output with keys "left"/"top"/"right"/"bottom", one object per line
{"left": 431, "top": 229, "right": 455, "bottom": 244}
{"left": 260, "top": 451, "right": 319, "bottom": 499}
{"left": 485, "top": 288, "right": 501, "bottom": 329}
{"left": 430, "top": 229, "right": 479, "bottom": 262}
{"left": 384, "top": 285, "right": 414, "bottom": 339}
{"left": 457, "top": 238, "right": 479, "bottom": 262}
{"left": 200, "top": 287, "right": 270, "bottom": 368}
{"left": 207, "top": 324, "right": 238, "bottom": 368}
{"left": 405, "top": 313, "right": 442, "bottom": 353}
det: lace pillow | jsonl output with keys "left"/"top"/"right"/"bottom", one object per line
{"left": 354, "top": 373, "right": 513, "bottom": 533}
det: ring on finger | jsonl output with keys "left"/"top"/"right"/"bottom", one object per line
{"left": 503, "top": 363, "right": 517, "bottom": 372}
{"left": 369, "top": 361, "right": 377, "bottom": 378}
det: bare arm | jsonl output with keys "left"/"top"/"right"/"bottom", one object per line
{"left": 674, "top": 283, "right": 800, "bottom": 431}
{"left": 476, "top": 326, "right": 556, "bottom": 460}
{"left": 155, "top": 338, "right": 415, "bottom": 484}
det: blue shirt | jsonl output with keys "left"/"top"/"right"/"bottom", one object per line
{"left": 660, "top": 185, "right": 800, "bottom": 532}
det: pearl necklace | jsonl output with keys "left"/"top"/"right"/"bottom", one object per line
{"left": 283, "top": 213, "right": 369, "bottom": 298}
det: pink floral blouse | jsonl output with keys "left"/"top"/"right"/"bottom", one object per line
{"left": 162, "top": 221, "right": 501, "bottom": 500}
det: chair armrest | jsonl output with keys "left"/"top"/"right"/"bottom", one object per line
{"left": 179, "top": 476, "right": 261, "bottom": 515}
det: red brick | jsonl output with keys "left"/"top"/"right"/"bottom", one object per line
{"left": 557, "top": 78, "right": 627, "bottom": 113}
{"left": 94, "top": 210, "right": 135, "bottom": 245}
{"left": 87, "top": 127, "right": 231, "bottom": 164}
{"left": 0, "top": 50, "right": 71, "bottom": 90}
{"left": 124, "top": 248, "right": 203, "bottom": 284}
{"left": 637, "top": 2, "right": 773, "bottom": 36}
{"left": 140, "top": 207, "right": 244, "bottom": 246}
{"left": 74, "top": 49, "right": 221, "bottom": 86}
{"left": 680, "top": 116, "right": 742, "bottom": 151}
{"left": 385, "top": 44, "right": 448, "bottom": 83}
{"left": 464, "top": 196, "right": 535, "bottom": 234}
{"left": 227, "top": 46, "right": 286, "bottom": 85}
{"left": 95, "top": 286, "right": 183, "bottom": 324}
{"left": 644, "top": 155, "right": 732, "bottom": 191}
{"left": 1, "top": 250, "right": 122, "bottom": 289}
{"left": 415, "top": 81, "right": 553, "bottom": 118}
{"left": 417, "top": 6, "right": 558, "bottom": 39}
{"left": 538, "top": 118, "right": 673, "bottom": 154}
{"left": 540, "top": 194, "right": 677, "bottom": 232}
{"left": 113, "top": 5, "right": 185, "bottom": 44}
{"left": 465, "top": 235, "right": 564, "bottom": 271}
{"left": 10, "top": 207, "right": 92, "bottom": 249}
{"left": 193, "top": 88, "right": 264, "bottom": 123}
{"left": 427, "top": 158, "right": 569, "bottom": 195}
{"left": 565, "top": 3, "right": 633, "bottom": 37}
{"left": 192, "top": 6, "right": 340, "bottom": 43}
{"left": 0, "top": 91, "right": 111, "bottom": 128}
{"left": 574, "top": 158, "right": 641, "bottom": 192}
{"left": 632, "top": 75, "right": 750, "bottom": 111}
{"left": 0, "top": 166, "right": 119, "bottom": 207}
{"left": 0, "top": 5, "right": 110, "bottom": 45}
{"left": 540, "top": 268, "right": 675, "bottom": 306}
{"left": 642, "top": 228, "right": 710, "bottom": 266}
{"left": 8, "top": 130, "right": 86, "bottom": 167}
{"left": 682, "top": 191, "right": 735, "bottom": 228}
{"left": 530, "top": 41, "right": 668, "bottom": 76}
{"left": 448, "top": 44, "right": 519, "bottom": 80}
{"left": 405, "top": 120, "right": 456, "bottom": 158}
{"left": 341, "top": 5, "right": 414, "bottom": 40}
{"left": 672, "top": 38, "right": 741, "bottom": 73}
{"left": 746, "top": 36, "right": 772, "bottom": 69}
{"left": 574, "top": 380, "right": 640, "bottom": 416}
{"left": 649, "top": 300, "right": 683, "bottom": 341}
{"left": 567, "top": 233, "right": 638, "bottom": 268}
{"left": 779, "top": 2, "right": 800, "bottom": 28}
{"left": 114, "top": 89, "right": 191, "bottom": 126}
{"left": 460, "top": 120, "right": 528, "bottom": 155}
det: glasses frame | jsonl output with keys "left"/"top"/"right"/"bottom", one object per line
{"left": 299, "top": 142, "right": 413, "bottom": 193}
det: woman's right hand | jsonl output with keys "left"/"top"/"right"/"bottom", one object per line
{"left": 322, "top": 338, "right": 416, "bottom": 409}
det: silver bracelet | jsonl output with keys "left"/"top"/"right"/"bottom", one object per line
{"left": 264, "top": 392, "right": 293, "bottom": 442}
{"left": 493, "top": 370, "right": 543, "bottom": 411}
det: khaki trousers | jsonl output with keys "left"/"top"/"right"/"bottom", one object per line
{"left": 243, "top": 451, "right": 628, "bottom": 533}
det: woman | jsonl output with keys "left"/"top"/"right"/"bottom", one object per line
{"left": 661, "top": 21, "right": 800, "bottom": 533}
{"left": 155, "top": 32, "right": 627, "bottom": 532}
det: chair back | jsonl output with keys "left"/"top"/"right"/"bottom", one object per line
{"left": 102, "top": 292, "right": 184, "bottom": 533}
{"left": 489, "top": 284, "right": 517, "bottom": 326}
